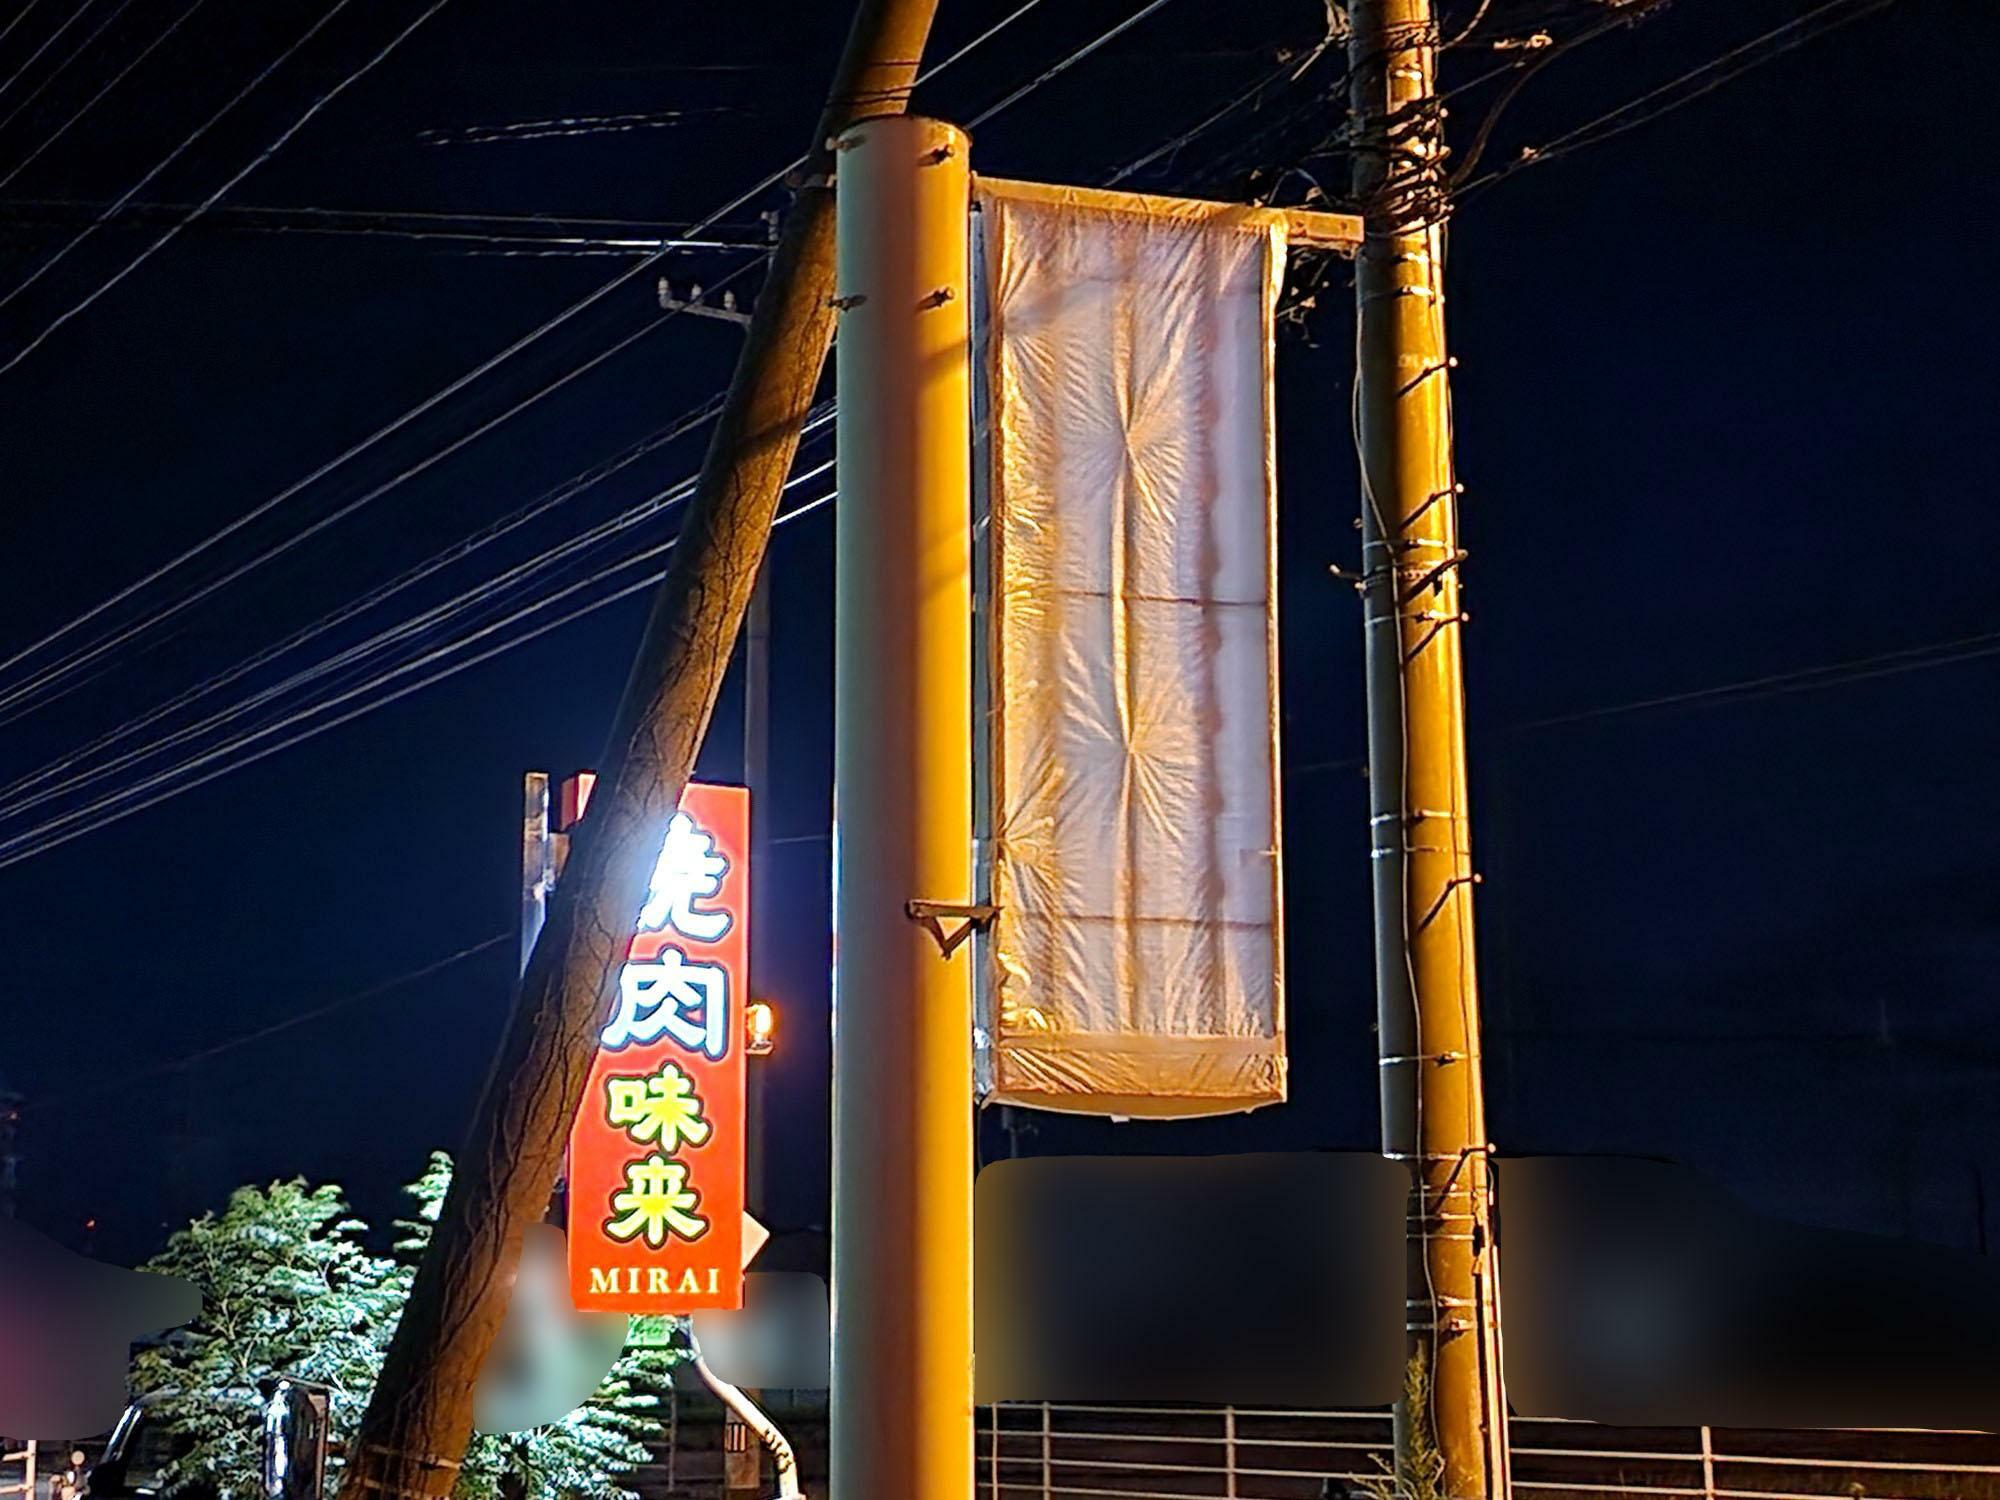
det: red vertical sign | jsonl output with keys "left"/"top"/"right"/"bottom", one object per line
{"left": 568, "top": 782, "right": 747, "bottom": 1312}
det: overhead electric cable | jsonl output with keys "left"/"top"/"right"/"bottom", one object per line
{"left": 0, "top": 0, "right": 208, "bottom": 194}
{"left": 0, "top": 482, "right": 842, "bottom": 871}
{"left": 0, "top": 0, "right": 135, "bottom": 135}
{"left": 0, "top": 0, "right": 91, "bottom": 100}
{"left": 0, "top": 0, "right": 1210, "bottom": 850}
{"left": 0, "top": 0, "right": 1072, "bottom": 693}
{"left": 20, "top": 932, "right": 515, "bottom": 1110}
{"left": 0, "top": 194, "right": 773, "bottom": 235}
{"left": 0, "top": 0, "right": 455, "bottom": 376}
{"left": 0, "top": 0, "right": 49, "bottom": 51}
{"left": 0, "top": 392, "right": 741, "bottom": 803}
{"left": 1458, "top": 0, "right": 1899, "bottom": 197}
{"left": 966, "top": 0, "right": 1177, "bottom": 127}
{"left": 0, "top": 297, "right": 689, "bottom": 725}
{"left": 0, "top": 194, "right": 768, "bottom": 251}
{"left": 0, "top": 0, "right": 357, "bottom": 317}
{"left": 1511, "top": 627, "right": 2000, "bottom": 732}
{"left": 1, "top": 433, "right": 838, "bottom": 823}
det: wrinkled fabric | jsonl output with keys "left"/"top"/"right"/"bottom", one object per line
{"left": 974, "top": 182, "right": 1287, "bottom": 1117}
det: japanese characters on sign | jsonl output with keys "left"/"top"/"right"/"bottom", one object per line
{"left": 568, "top": 784, "right": 748, "bottom": 1312}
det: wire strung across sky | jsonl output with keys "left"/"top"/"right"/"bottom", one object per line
{"left": 0, "top": 0, "right": 51, "bottom": 53}
{"left": 0, "top": 390, "right": 739, "bottom": 806}
{"left": 1455, "top": 0, "right": 1900, "bottom": 199}
{"left": 0, "top": 0, "right": 210, "bottom": 195}
{"left": 0, "top": 0, "right": 1904, "bottom": 870}
{"left": 0, "top": 195, "right": 773, "bottom": 252}
{"left": 0, "top": 299, "right": 708, "bottom": 726}
{"left": 0, "top": 0, "right": 136, "bottom": 136}
{"left": 0, "top": 0, "right": 456, "bottom": 377}
{"left": 0, "top": 0, "right": 1071, "bottom": 697}
{"left": 0, "top": 0, "right": 361, "bottom": 318}
{"left": 0, "top": 0, "right": 1390, "bottom": 871}
{"left": 0, "top": 0, "right": 95, "bottom": 102}
{"left": 0, "top": 481, "right": 845, "bottom": 873}
{"left": 0, "top": 423, "right": 838, "bottom": 828}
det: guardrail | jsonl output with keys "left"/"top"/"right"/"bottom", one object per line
{"left": 976, "top": 1404, "right": 2000, "bottom": 1500}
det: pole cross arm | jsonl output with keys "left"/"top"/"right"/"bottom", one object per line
{"left": 971, "top": 175, "right": 1363, "bottom": 255}
{"left": 904, "top": 899, "right": 997, "bottom": 958}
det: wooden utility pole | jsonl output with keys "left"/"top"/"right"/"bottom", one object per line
{"left": 334, "top": 6, "right": 942, "bottom": 1498}
{"left": 1348, "top": 1, "right": 1510, "bottom": 1496}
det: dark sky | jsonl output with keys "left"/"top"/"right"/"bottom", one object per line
{"left": 2, "top": 0, "right": 1993, "bottom": 1270}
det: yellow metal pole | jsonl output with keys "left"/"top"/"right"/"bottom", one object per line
{"left": 830, "top": 113, "right": 975, "bottom": 1500}
{"left": 1348, "top": 0, "right": 1510, "bottom": 1495}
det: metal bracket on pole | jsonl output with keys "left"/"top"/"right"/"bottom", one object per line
{"left": 904, "top": 899, "right": 997, "bottom": 958}
{"left": 657, "top": 279, "right": 752, "bottom": 325}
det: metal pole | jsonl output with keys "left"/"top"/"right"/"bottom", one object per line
{"left": 1348, "top": 1, "right": 1509, "bottom": 1496}
{"left": 519, "top": 772, "right": 553, "bottom": 978}
{"left": 830, "top": 113, "right": 975, "bottom": 1500}
{"left": 1040, "top": 1403, "right": 1052, "bottom": 1500}
{"left": 1699, "top": 1425, "right": 1717, "bottom": 1500}
{"left": 743, "top": 565, "right": 772, "bottom": 1220}
{"left": 696, "top": 1355, "right": 803, "bottom": 1500}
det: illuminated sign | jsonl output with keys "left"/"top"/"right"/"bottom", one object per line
{"left": 568, "top": 782, "right": 748, "bottom": 1312}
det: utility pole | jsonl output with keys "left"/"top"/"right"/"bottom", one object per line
{"left": 1348, "top": 1, "right": 1510, "bottom": 1496}
{"left": 334, "top": 7, "right": 943, "bottom": 1498}
{"left": 829, "top": 113, "right": 975, "bottom": 1500}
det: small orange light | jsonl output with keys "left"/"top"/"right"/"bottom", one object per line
{"left": 745, "top": 1001, "right": 776, "bottom": 1056}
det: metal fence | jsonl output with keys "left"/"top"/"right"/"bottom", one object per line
{"left": 975, "top": 1405, "right": 2000, "bottom": 1500}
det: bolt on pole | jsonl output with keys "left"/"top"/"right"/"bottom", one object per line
{"left": 830, "top": 113, "right": 976, "bottom": 1500}
{"left": 1348, "top": 0, "right": 1511, "bottom": 1495}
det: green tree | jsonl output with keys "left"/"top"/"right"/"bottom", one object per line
{"left": 137, "top": 1159, "right": 684, "bottom": 1500}
{"left": 135, "top": 1181, "right": 404, "bottom": 1497}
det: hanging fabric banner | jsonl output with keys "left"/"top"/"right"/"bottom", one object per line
{"left": 972, "top": 178, "right": 1289, "bottom": 1118}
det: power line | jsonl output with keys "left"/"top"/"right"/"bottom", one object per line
{"left": 1289, "top": 625, "right": 2000, "bottom": 778}
{"left": 0, "top": 482, "right": 842, "bottom": 872}
{"left": 0, "top": 0, "right": 134, "bottom": 136}
{"left": 0, "top": 0, "right": 1243, "bottom": 858}
{"left": 19, "top": 932, "right": 514, "bottom": 1112}
{"left": 0, "top": 0, "right": 455, "bottom": 377}
{"left": 0, "top": 0, "right": 91, "bottom": 101}
{"left": 1511, "top": 628, "right": 2000, "bottom": 733}
{"left": 0, "top": 194, "right": 775, "bottom": 235}
{"left": 0, "top": 0, "right": 50, "bottom": 52}
{"left": 0, "top": 0, "right": 208, "bottom": 194}
{"left": 0, "top": 0, "right": 356, "bottom": 318}
{"left": 0, "top": 391, "right": 741, "bottom": 806}
{"left": 0, "top": 194, "right": 773, "bottom": 251}
{"left": 1458, "top": 0, "right": 1900, "bottom": 198}
{"left": 0, "top": 429, "right": 835, "bottom": 828}
{"left": 966, "top": 0, "right": 1178, "bottom": 128}
{"left": 0, "top": 0, "right": 1068, "bottom": 698}
{"left": 0, "top": 296, "right": 697, "bottom": 725}
{"left": 416, "top": 106, "right": 743, "bottom": 145}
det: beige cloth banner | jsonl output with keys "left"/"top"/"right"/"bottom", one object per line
{"left": 973, "top": 178, "right": 1288, "bottom": 1118}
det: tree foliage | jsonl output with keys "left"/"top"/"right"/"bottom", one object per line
{"left": 137, "top": 1157, "right": 683, "bottom": 1500}
{"left": 396, "top": 1153, "right": 682, "bottom": 1500}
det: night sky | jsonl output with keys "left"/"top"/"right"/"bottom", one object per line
{"left": 2, "top": 0, "right": 1993, "bottom": 1271}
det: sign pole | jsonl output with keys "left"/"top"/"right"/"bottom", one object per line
{"left": 830, "top": 113, "right": 976, "bottom": 1500}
